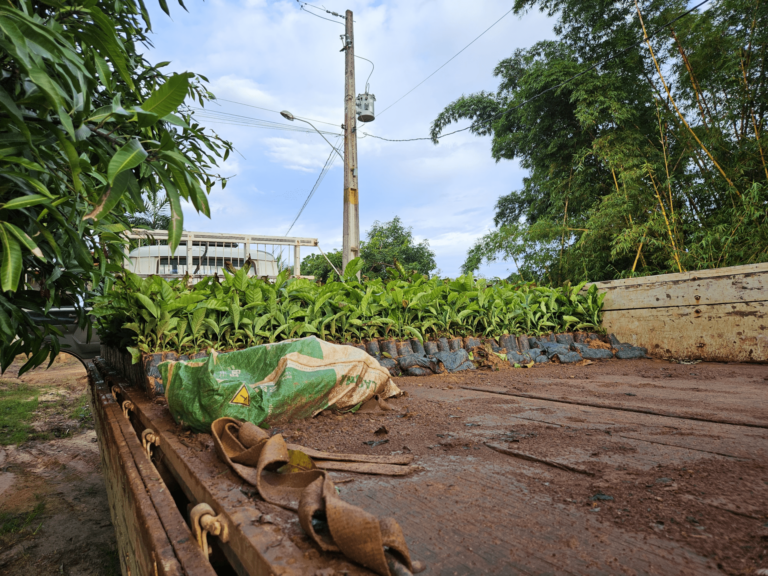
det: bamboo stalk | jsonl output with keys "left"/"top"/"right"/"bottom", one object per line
{"left": 717, "top": 212, "right": 748, "bottom": 268}
{"left": 670, "top": 27, "right": 712, "bottom": 129}
{"left": 648, "top": 168, "right": 684, "bottom": 273}
{"left": 632, "top": 230, "right": 646, "bottom": 273}
{"left": 559, "top": 196, "right": 568, "bottom": 283}
{"left": 740, "top": 58, "right": 768, "bottom": 181}
{"left": 656, "top": 107, "right": 675, "bottom": 215}
{"left": 612, "top": 167, "right": 646, "bottom": 269}
{"left": 635, "top": 1, "right": 741, "bottom": 197}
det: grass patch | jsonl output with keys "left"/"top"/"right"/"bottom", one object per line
{"left": 0, "top": 499, "right": 46, "bottom": 537}
{"left": 0, "top": 384, "right": 39, "bottom": 446}
{"left": 68, "top": 393, "right": 93, "bottom": 428}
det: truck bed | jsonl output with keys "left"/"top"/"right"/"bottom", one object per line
{"left": 90, "top": 357, "right": 768, "bottom": 576}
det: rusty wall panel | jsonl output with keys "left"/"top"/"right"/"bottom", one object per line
{"left": 603, "top": 269, "right": 767, "bottom": 310}
{"left": 591, "top": 263, "right": 768, "bottom": 362}
{"left": 88, "top": 365, "right": 185, "bottom": 576}
{"left": 603, "top": 302, "right": 768, "bottom": 362}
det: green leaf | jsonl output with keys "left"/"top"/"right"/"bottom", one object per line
{"left": 83, "top": 170, "right": 133, "bottom": 221}
{"left": 107, "top": 139, "right": 147, "bottom": 185}
{"left": 0, "top": 224, "right": 22, "bottom": 292}
{"left": 0, "top": 16, "right": 30, "bottom": 67}
{"left": 343, "top": 257, "right": 365, "bottom": 279}
{"left": 162, "top": 113, "right": 189, "bottom": 128}
{"left": 29, "top": 67, "right": 66, "bottom": 110}
{"left": 3, "top": 222, "right": 44, "bottom": 259}
{"left": 94, "top": 53, "right": 113, "bottom": 92}
{"left": 1, "top": 156, "right": 44, "bottom": 171}
{"left": 0, "top": 85, "right": 23, "bottom": 124}
{"left": 133, "top": 108, "right": 161, "bottom": 128}
{"left": 135, "top": 293, "right": 159, "bottom": 318}
{"left": 142, "top": 74, "right": 191, "bottom": 118}
{"left": 165, "top": 181, "right": 184, "bottom": 253}
{"left": 1, "top": 194, "right": 51, "bottom": 210}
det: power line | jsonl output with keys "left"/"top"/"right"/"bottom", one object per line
{"left": 365, "top": 0, "right": 711, "bottom": 143}
{"left": 186, "top": 107, "right": 342, "bottom": 135}
{"left": 300, "top": 1, "right": 344, "bottom": 19}
{"left": 285, "top": 135, "right": 343, "bottom": 236}
{"left": 299, "top": 3, "right": 345, "bottom": 26}
{"left": 210, "top": 98, "right": 340, "bottom": 127}
{"left": 376, "top": 7, "right": 515, "bottom": 117}
{"left": 355, "top": 54, "right": 375, "bottom": 92}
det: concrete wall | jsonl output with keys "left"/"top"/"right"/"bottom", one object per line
{"left": 589, "top": 263, "right": 768, "bottom": 362}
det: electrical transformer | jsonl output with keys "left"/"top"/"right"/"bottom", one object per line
{"left": 355, "top": 93, "right": 376, "bottom": 122}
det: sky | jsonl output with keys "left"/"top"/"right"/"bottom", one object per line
{"left": 143, "top": 0, "right": 557, "bottom": 277}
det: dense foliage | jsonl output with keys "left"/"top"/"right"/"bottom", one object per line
{"left": 432, "top": 0, "right": 768, "bottom": 283}
{"left": 0, "top": 0, "right": 231, "bottom": 374}
{"left": 301, "top": 217, "right": 437, "bottom": 283}
{"left": 91, "top": 259, "right": 605, "bottom": 359}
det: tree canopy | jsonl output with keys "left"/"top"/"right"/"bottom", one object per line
{"left": 301, "top": 216, "right": 437, "bottom": 282}
{"left": 0, "top": 0, "right": 231, "bottom": 374}
{"left": 432, "top": 0, "right": 768, "bottom": 283}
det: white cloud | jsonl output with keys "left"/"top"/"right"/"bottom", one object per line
{"left": 263, "top": 136, "right": 343, "bottom": 172}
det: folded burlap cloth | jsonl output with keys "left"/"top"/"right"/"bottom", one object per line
{"left": 211, "top": 418, "right": 413, "bottom": 576}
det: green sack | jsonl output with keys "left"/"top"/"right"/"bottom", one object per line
{"left": 160, "top": 337, "right": 401, "bottom": 432}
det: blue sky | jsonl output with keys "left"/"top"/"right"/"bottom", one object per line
{"left": 144, "top": 0, "right": 556, "bottom": 277}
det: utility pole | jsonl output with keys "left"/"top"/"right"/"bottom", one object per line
{"left": 342, "top": 9, "right": 359, "bottom": 274}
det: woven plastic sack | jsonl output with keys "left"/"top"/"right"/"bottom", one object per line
{"left": 160, "top": 336, "right": 401, "bottom": 432}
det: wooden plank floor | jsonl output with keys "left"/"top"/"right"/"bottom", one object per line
{"left": 102, "top": 358, "right": 768, "bottom": 576}
{"left": 294, "top": 360, "right": 768, "bottom": 576}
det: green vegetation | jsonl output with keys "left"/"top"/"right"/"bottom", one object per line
{"left": 69, "top": 393, "right": 93, "bottom": 428}
{"left": 301, "top": 217, "right": 437, "bottom": 282}
{"left": 433, "top": 0, "right": 768, "bottom": 283}
{"left": 91, "top": 260, "right": 605, "bottom": 360}
{"left": 0, "top": 383, "right": 39, "bottom": 445}
{"left": 0, "top": 0, "right": 231, "bottom": 376}
{"left": 0, "top": 499, "right": 45, "bottom": 537}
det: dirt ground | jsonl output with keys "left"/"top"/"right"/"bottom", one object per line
{"left": 275, "top": 358, "right": 768, "bottom": 576}
{"left": 0, "top": 354, "right": 120, "bottom": 575}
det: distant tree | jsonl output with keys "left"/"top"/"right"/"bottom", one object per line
{"left": 360, "top": 217, "right": 436, "bottom": 280}
{"left": 127, "top": 190, "right": 171, "bottom": 230}
{"left": 300, "top": 251, "right": 343, "bottom": 283}
{"left": 301, "top": 217, "right": 437, "bottom": 282}
{"left": 433, "top": 0, "right": 768, "bottom": 284}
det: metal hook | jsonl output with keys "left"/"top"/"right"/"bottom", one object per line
{"left": 190, "top": 503, "right": 229, "bottom": 557}
{"left": 141, "top": 429, "right": 160, "bottom": 458}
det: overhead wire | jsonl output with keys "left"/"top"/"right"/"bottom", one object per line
{"left": 185, "top": 106, "right": 342, "bottom": 135}
{"left": 376, "top": 7, "right": 516, "bottom": 117}
{"left": 208, "top": 98, "right": 340, "bottom": 127}
{"left": 285, "top": 135, "right": 343, "bottom": 236}
{"left": 355, "top": 54, "right": 375, "bottom": 92}
{"left": 365, "top": 0, "right": 712, "bottom": 143}
{"left": 299, "top": 3, "right": 345, "bottom": 26}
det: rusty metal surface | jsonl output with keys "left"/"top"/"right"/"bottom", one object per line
{"left": 107, "top": 382, "right": 216, "bottom": 576}
{"left": 603, "top": 301, "right": 768, "bottom": 362}
{"left": 589, "top": 262, "right": 768, "bottom": 299}
{"left": 96, "top": 360, "right": 371, "bottom": 576}
{"left": 87, "top": 363, "right": 184, "bottom": 576}
{"left": 590, "top": 263, "right": 768, "bottom": 362}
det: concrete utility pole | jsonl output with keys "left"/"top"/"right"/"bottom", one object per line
{"left": 342, "top": 9, "right": 359, "bottom": 274}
